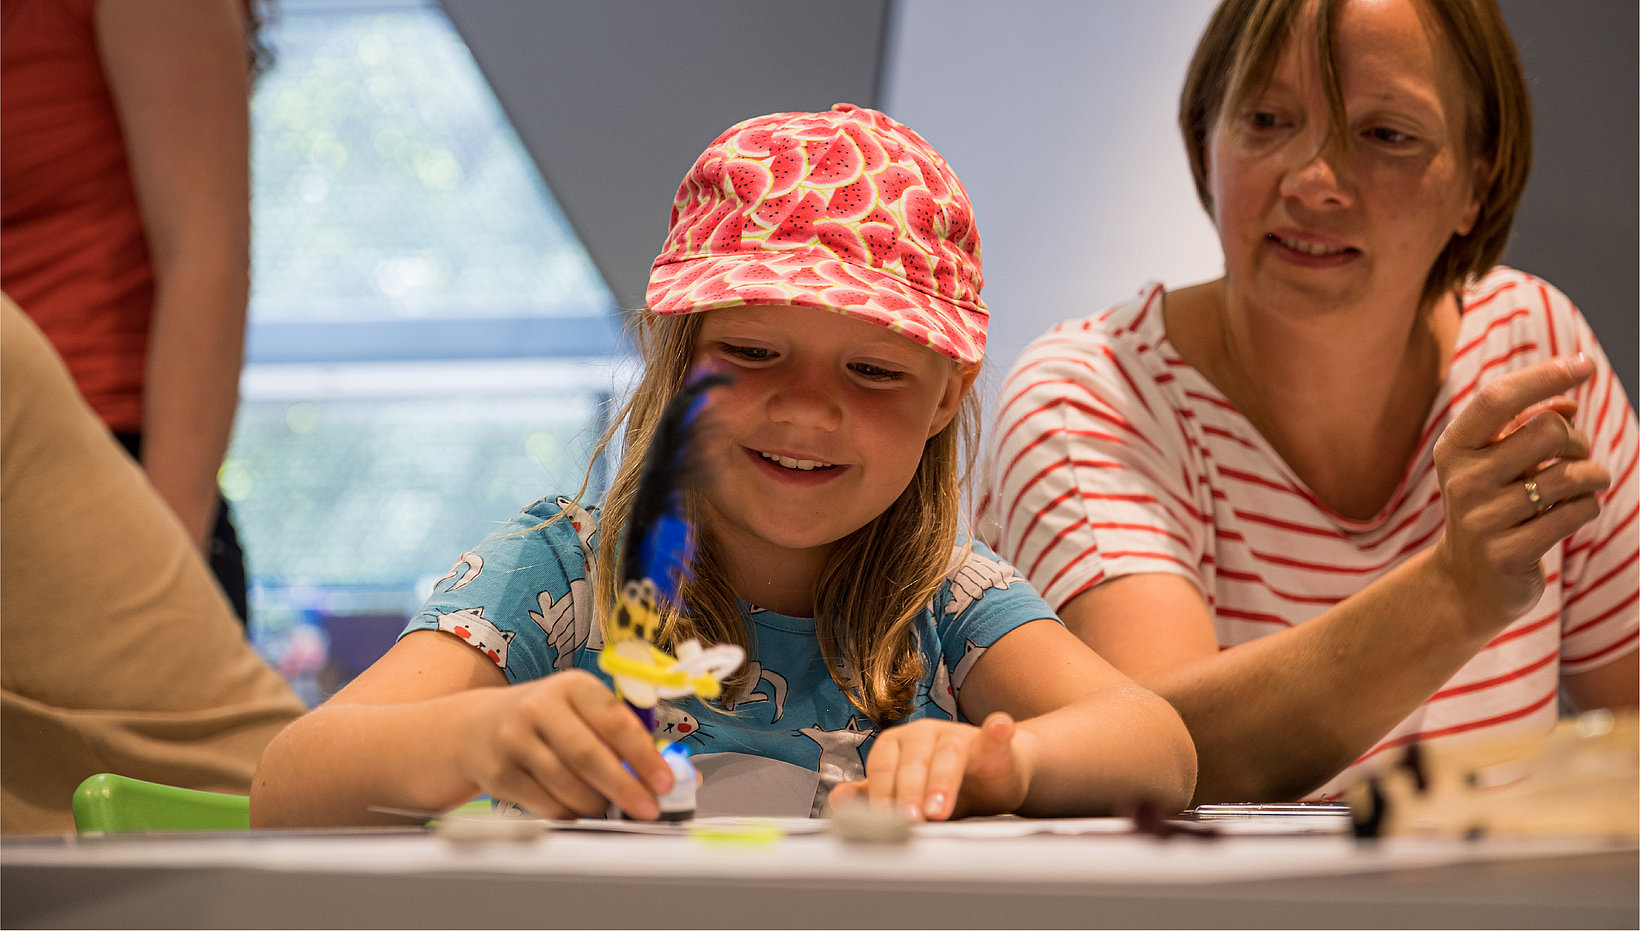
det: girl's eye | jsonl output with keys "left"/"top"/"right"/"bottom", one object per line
{"left": 717, "top": 343, "right": 773, "bottom": 362}
{"left": 850, "top": 362, "right": 905, "bottom": 382}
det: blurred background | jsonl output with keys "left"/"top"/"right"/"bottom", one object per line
{"left": 237, "top": 0, "right": 1637, "bottom": 704}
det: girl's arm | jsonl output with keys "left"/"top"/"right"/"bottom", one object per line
{"left": 955, "top": 618, "right": 1199, "bottom": 817}
{"left": 833, "top": 618, "right": 1197, "bottom": 819}
{"left": 250, "top": 631, "right": 674, "bottom": 827}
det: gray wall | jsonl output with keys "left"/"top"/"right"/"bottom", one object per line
{"left": 446, "top": 0, "right": 1637, "bottom": 407}
{"left": 1496, "top": 0, "right": 1638, "bottom": 402}
{"left": 441, "top": 0, "right": 890, "bottom": 314}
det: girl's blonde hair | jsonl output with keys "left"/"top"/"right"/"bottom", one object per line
{"left": 576, "top": 307, "right": 980, "bottom": 726}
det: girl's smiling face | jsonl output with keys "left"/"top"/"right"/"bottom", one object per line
{"left": 691, "top": 304, "right": 973, "bottom": 607}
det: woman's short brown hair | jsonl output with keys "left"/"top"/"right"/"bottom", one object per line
{"left": 1179, "top": 0, "right": 1532, "bottom": 308}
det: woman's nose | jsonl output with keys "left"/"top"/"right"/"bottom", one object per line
{"left": 1278, "top": 142, "right": 1354, "bottom": 210}
{"left": 766, "top": 372, "right": 842, "bottom": 430}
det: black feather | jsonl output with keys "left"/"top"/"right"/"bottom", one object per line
{"left": 620, "top": 367, "right": 730, "bottom": 614}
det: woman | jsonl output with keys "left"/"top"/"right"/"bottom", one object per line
{"left": 985, "top": 0, "right": 1636, "bottom": 803}
{"left": 1, "top": 0, "right": 262, "bottom": 621}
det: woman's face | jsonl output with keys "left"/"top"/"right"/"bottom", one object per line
{"left": 690, "top": 303, "right": 970, "bottom": 578}
{"left": 1206, "top": 0, "right": 1484, "bottom": 321}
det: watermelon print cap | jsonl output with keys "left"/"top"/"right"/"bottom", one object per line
{"left": 647, "top": 103, "right": 987, "bottom": 364}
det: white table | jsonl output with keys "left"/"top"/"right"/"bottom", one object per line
{"left": 3, "top": 816, "right": 1635, "bottom": 928}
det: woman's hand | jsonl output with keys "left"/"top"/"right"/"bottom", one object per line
{"left": 831, "top": 712, "right": 1032, "bottom": 821}
{"left": 457, "top": 669, "right": 674, "bottom": 820}
{"left": 1430, "top": 354, "right": 1610, "bottom": 631}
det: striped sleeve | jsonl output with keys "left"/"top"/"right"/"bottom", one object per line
{"left": 986, "top": 287, "right": 1210, "bottom": 610}
{"left": 1546, "top": 284, "right": 1640, "bottom": 673}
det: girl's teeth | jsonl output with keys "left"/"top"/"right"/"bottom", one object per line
{"left": 1276, "top": 236, "right": 1347, "bottom": 256}
{"left": 759, "top": 451, "right": 833, "bottom": 471}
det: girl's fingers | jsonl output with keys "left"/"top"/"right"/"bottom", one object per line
{"left": 1441, "top": 355, "right": 1593, "bottom": 453}
{"left": 828, "top": 780, "right": 866, "bottom": 808}
{"left": 517, "top": 750, "right": 608, "bottom": 817}
{"left": 526, "top": 704, "right": 656, "bottom": 819}
{"left": 921, "top": 732, "right": 971, "bottom": 820}
{"left": 892, "top": 735, "right": 939, "bottom": 820}
{"left": 567, "top": 684, "right": 673, "bottom": 797}
{"left": 978, "top": 711, "right": 1015, "bottom": 744}
{"left": 564, "top": 691, "right": 665, "bottom": 812}
{"left": 864, "top": 732, "right": 904, "bottom": 810}
{"left": 485, "top": 763, "right": 571, "bottom": 819}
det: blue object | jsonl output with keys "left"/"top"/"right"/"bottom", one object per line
{"left": 655, "top": 742, "right": 698, "bottom": 821}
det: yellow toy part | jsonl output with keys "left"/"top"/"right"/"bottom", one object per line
{"left": 598, "top": 637, "right": 744, "bottom": 708}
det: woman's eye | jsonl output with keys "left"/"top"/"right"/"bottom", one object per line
{"left": 1248, "top": 110, "right": 1283, "bottom": 130}
{"left": 1365, "top": 126, "right": 1414, "bottom": 145}
{"left": 850, "top": 362, "right": 905, "bottom": 382}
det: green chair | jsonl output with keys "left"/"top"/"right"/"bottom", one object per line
{"left": 72, "top": 773, "right": 250, "bottom": 834}
{"left": 72, "top": 772, "right": 497, "bottom": 833}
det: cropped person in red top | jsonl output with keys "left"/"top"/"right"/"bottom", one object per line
{"left": 1, "top": 0, "right": 264, "bottom": 621}
{"left": 985, "top": 0, "right": 1636, "bottom": 804}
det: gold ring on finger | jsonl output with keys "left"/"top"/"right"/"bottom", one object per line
{"left": 1524, "top": 479, "right": 1548, "bottom": 516}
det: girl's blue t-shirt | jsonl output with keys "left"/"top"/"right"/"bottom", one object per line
{"left": 401, "top": 495, "right": 1059, "bottom": 815}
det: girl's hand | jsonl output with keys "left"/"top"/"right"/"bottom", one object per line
{"left": 456, "top": 669, "right": 674, "bottom": 820}
{"left": 1430, "top": 355, "right": 1610, "bottom": 631}
{"left": 831, "top": 712, "right": 1031, "bottom": 821}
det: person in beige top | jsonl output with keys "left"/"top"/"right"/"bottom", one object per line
{"left": 1, "top": 295, "right": 303, "bottom": 834}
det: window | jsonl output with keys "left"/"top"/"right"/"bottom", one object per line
{"left": 231, "top": 0, "right": 622, "bottom": 703}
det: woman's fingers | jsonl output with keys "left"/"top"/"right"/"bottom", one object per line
{"left": 1493, "top": 395, "right": 1579, "bottom": 444}
{"left": 1507, "top": 457, "right": 1612, "bottom": 526}
{"left": 1440, "top": 355, "right": 1593, "bottom": 454}
{"left": 1430, "top": 355, "right": 1611, "bottom": 624}
{"left": 1476, "top": 407, "right": 1592, "bottom": 488}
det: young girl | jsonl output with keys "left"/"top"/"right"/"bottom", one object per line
{"left": 251, "top": 104, "right": 1195, "bottom": 826}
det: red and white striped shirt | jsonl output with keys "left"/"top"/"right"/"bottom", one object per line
{"left": 983, "top": 267, "right": 1638, "bottom": 797}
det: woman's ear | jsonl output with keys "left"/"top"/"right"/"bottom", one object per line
{"left": 926, "top": 363, "right": 979, "bottom": 439}
{"left": 1455, "top": 156, "right": 1489, "bottom": 237}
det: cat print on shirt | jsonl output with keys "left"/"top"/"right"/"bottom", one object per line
{"left": 656, "top": 705, "right": 704, "bottom": 744}
{"left": 436, "top": 607, "right": 515, "bottom": 669}
{"left": 928, "top": 657, "right": 958, "bottom": 718}
{"left": 945, "top": 548, "right": 1027, "bottom": 620}
{"left": 799, "top": 717, "right": 874, "bottom": 816}
{"left": 925, "top": 639, "right": 986, "bottom": 720}
{"left": 434, "top": 551, "right": 484, "bottom": 591}
{"left": 950, "top": 639, "right": 985, "bottom": 694}
{"left": 719, "top": 660, "right": 790, "bottom": 722}
{"left": 529, "top": 578, "right": 596, "bottom": 673}
{"left": 554, "top": 496, "right": 599, "bottom": 575}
